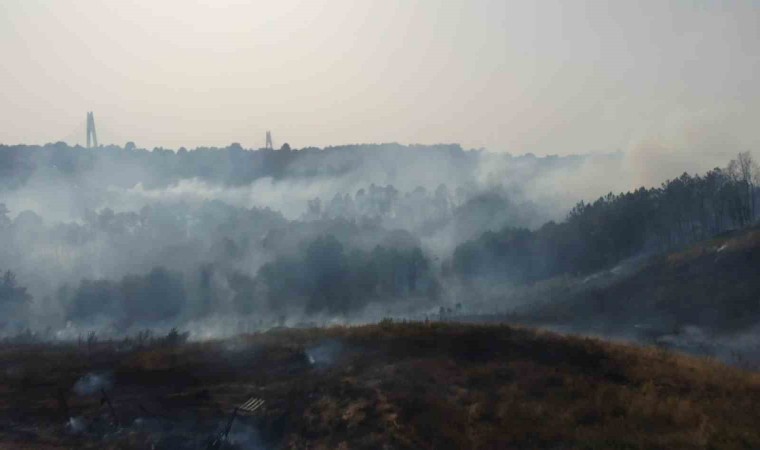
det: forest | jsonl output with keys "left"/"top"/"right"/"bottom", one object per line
{"left": 451, "top": 157, "right": 759, "bottom": 283}
{"left": 0, "top": 142, "right": 757, "bottom": 338}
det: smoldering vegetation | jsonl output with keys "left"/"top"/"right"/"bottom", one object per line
{"left": 73, "top": 372, "right": 113, "bottom": 396}
{"left": 305, "top": 339, "right": 344, "bottom": 369}
{"left": 1, "top": 141, "right": 760, "bottom": 365}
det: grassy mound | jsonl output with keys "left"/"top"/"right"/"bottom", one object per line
{"left": 1, "top": 323, "right": 759, "bottom": 449}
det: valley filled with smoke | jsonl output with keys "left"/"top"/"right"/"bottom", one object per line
{"left": 0, "top": 142, "right": 758, "bottom": 351}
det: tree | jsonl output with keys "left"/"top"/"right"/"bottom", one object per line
{"left": 0, "top": 270, "right": 30, "bottom": 307}
{"left": 728, "top": 152, "right": 757, "bottom": 222}
{"left": 305, "top": 236, "right": 349, "bottom": 312}
{"left": 121, "top": 268, "right": 186, "bottom": 323}
{"left": 735, "top": 152, "right": 759, "bottom": 222}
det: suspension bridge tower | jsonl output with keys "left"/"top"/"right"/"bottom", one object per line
{"left": 86, "top": 112, "right": 99, "bottom": 148}
{"left": 265, "top": 130, "right": 273, "bottom": 150}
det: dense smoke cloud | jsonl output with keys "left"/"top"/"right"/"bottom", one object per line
{"left": 0, "top": 142, "right": 554, "bottom": 335}
{"left": 0, "top": 141, "right": 757, "bottom": 347}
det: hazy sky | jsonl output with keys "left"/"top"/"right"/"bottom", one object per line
{"left": 1, "top": 0, "right": 759, "bottom": 154}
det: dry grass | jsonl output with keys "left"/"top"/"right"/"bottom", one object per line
{"left": 0, "top": 322, "right": 759, "bottom": 449}
{"left": 528, "top": 225, "right": 760, "bottom": 336}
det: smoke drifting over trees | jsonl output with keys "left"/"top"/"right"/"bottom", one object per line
{"left": 451, "top": 165, "right": 759, "bottom": 284}
{"left": 0, "top": 142, "right": 758, "bottom": 338}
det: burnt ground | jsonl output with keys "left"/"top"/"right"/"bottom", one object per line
{"left": 1, "top": 322, "right": 759, "bottom": 449}
{"left": 518, "top": 227, "right": 760, "bottom": 335}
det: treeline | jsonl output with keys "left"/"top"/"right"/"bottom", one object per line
{"left": 304, "top": 184, "right": 542, "bottom": 243}
{"left": 0, "top": 142, "right": 474, "bottom": 189}
{"left": 451, "top": 153, "right": 759, "bottom": 283}
{"left": 0, "top": 141, "right": 592, "bottom": 194}
{"left": 51, "top": 236, "right": 437, "bottom": 330}
{"left": 60, "top": 268, "right": 186, "bottom": 328}
{"left": 0, "top": 196, "right": 441, "bottom": 326}
{"left": 253, "top": 236, "right": 439, "bottom": 314}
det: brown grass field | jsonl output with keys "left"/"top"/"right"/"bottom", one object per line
{"left": 0, "top": 322, "right": 759, "bottom": 449}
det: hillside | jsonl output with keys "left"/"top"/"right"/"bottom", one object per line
{"left": 1, "top": 323, "right": 759, "bottom": 449}
{"left": 521, "top": 225, "right": 760, "bottom": 339}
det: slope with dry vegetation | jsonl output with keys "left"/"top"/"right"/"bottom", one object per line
{"left": 0, "top": 323, "right": 759, "bottom": 449}
{"left": 526, "top": 225, "right": 760, "bottom": 335}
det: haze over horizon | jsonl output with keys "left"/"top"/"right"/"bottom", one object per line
{"left": 2, "top": 0, "right": 759, "bottom": 160}
{"left": 4, "top": 3, "right": 760, "bottom": 447}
